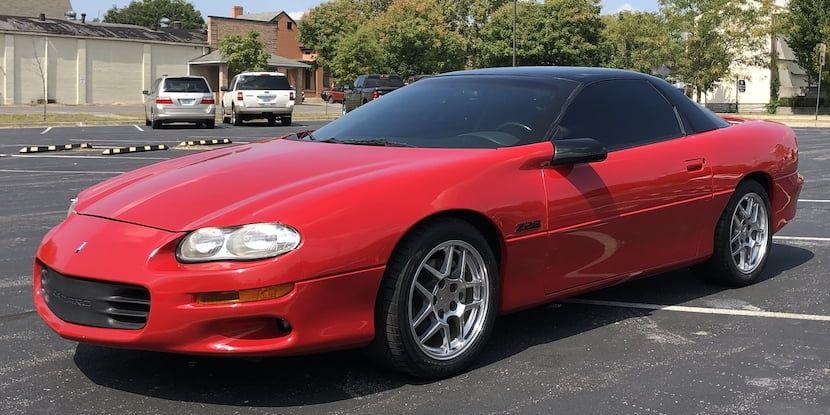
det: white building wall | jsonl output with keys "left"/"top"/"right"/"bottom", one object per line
{"left": 0, "top": 32, "right": 205, "bottom": 105}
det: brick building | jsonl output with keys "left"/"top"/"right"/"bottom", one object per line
{"left": 191, "top": 6, "right": 323, "bottom": 101}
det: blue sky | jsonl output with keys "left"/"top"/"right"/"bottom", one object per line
{"left": 77, "top": 0, "right": 659, "bottom": 21}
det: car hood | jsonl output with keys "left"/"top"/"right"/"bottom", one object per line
{"left": 76, "top": 138, "right": 482, "bottom": 232}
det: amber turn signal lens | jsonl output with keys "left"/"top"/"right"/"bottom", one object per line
{"left": 196, "top": 283, "right": 294, "bottom": 304}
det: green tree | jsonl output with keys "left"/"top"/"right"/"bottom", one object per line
{"left": 660, "top": 0, "right": 771, "bottom": 101}
{"left": 785, "top": 0, "right": 830, "bottom": 92}
{"left": 330, "top": 0, "right": 466, "bottom": 83}
{"left": 329, "top": 26, "right": 389, "bottom": 83}
{"left": 602, "top": 11, "right": 671, "bottom": 74}
{"left": 456, "top": 0, "right": 510, "bottom": 67}
{"left": 218, "top": 32, "right": 270, "bottom": 77}
{"left": 103, "top": 0, "right": 203, "bottom": 30}
{"left": 480, "top": 0, "right": 606, "bottom": 67}
{"left": 299, "top": 0, "right": 370, "bottom": 74}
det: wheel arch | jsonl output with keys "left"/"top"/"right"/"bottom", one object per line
{"left": 740, "top": 171, "right": 774, "bottom": 204}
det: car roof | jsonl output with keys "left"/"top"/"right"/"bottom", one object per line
{"left": 444, "top": 66, "right": 660, "bottom": 84}
{"left": 237, "top": 71, "right": 287, "bottom": 77}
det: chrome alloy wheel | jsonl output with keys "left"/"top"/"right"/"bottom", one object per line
{"left": 408, "top": 240, "right": 490, "bottom": 361}
{"left": 730, "top": 192, "right": 769, "bottom": 273}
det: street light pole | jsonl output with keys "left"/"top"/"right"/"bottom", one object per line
{"left": 512, "top": 0, "right": 517, "bottom": 67}
{"left": 816, "top": 43, "right": 826, "bottom": 121}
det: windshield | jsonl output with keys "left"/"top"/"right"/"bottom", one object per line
{"left": 310, "top": 75, "right": 578, "bottom": 148}
{"left": 365, "top": 77, "right": 404, "bottom": 88}
{"left": 238, "top": 75, "right": 291, "bottom": 90}
{"left": 163, "top": 78, "right": 210, "bottom": 93}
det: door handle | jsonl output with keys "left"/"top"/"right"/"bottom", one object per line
{"left": 685, "top": 158, "right": 705, "bottom": 172}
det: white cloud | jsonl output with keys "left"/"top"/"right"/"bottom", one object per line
{"left": 615, "top": 3, "right": 636, "bottom": 13}
{"left": 287, "top": 10, "right": 307, "bottom": 21}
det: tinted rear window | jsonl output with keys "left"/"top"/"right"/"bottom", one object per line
{"left": 556, "top": 79, "right": 683, "bottom": 150}
{"left": 365, "top": 77, "right": 404, "bottom": 88}
{"left": 163, "top": 78, "right": 210, "bottom": 93}
{"left": 238, "top": 75, "right": 291, "bottom": 90}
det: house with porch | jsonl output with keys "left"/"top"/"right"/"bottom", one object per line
{"left": 192, "top": 6, "right": 324, "bottom": 103}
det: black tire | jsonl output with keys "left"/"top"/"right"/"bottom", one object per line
{"left": 281, "top": 116, "right": 292, "bottom": 126}
{"left": 692, "top": 180, "right": 772, "bottom": 286}
{"left": 368, "top": 218, "right": 499, "bottom": 379}
{"left": 205, "top": 120, "right": 215, "bottom": 129}
{"left": 221, "top": 106, "right": 231, "bottom": 124}
{"left": 144, "top": 112, "right": 151, "bottom": 126}
{"left": 151, "top": 113, "right": 162, "bottom": 129}
{"left": 232, "top": 106, "right": 242, "bottom": 126}
{"left": 267, "top": 116, "right": 276, "bottom": 126}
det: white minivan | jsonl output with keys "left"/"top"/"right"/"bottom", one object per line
{"left": 143, "top": 76, "right": 216, "bottom": 129}
{"left": 221, "top": 72, "right": 295, "bottom": 126}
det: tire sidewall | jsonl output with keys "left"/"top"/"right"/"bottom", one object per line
{"left": 721, "top": 182, "right": 773, "bottom": 284}
{"left": 390, "top": 221, "right": 499, "bottom": 376}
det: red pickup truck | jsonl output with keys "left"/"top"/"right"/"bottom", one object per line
{"left": 321, "top": 86, "right": 345, "bottom": 104}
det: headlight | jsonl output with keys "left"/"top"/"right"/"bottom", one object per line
{"left": 67, "top": 198, "right": 77, "bottom": 218}
{"left": 177, "top": 223, "right": 301, "bottom": 263}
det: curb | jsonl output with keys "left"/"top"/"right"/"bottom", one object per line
{"left": 179, "top": 138, "right": 232, "bottom": 146}
{"left": 102, "top": 145, "right": 168, "bottom": 155}
{"left": 19, "top": 143, "right": 91, "bottom": 153}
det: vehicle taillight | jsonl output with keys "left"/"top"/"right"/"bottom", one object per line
{"left": 237, "top": 91, "right": 244, "bottom": 101}
{"left": 290, "top": 91, "right": 296, "bottom": 101}
{"left": 155, "top": 97, "right": 173, "bottom": 105}
{"left": 201, "top": 97, "right": 215, "bottom": 104}
{"left": 372, "top": 90, "right": 380, "bottom": 100}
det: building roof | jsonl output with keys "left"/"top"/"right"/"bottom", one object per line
{"left": 0, "top": 0, "right": 72, "bottom": 19}
{"left": 231, "top": 11, "right": 296, "bottom": 23}
{"left": 0, "top": 14, "right": 207, "bottom": 44}
{"left": 189, "top": 50, "right": 311, "bottom": 69}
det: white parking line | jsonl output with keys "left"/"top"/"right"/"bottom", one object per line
{"left": 562, "top": 299, "right": 830, "bottom": 322}
{"left": 799, "top": 199, "right": 830, "bottom": 203}
{"left": 40, "top": 127, "right": 52, "bottom": 135}
{"left": 3, "top": 154, "right": 169, "bottom": 160}
{"left": 0, "top": 169, "right": 124, "bottom": 174}
{"left": 133, "top": 124, "right": 144, "bottom": 132}
{"left": 773, "top": 236, "right": 830, "bottom": 242}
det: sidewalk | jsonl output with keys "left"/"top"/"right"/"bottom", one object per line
{"left": 0, "top": 101, "right": 340, "bottom": 127}
{"left": 720, "top": 113, "right": 830, "bottom": 128}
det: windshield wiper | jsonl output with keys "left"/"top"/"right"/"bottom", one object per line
{"left": 313, "top": 137, "right": 414, "bottom": 147}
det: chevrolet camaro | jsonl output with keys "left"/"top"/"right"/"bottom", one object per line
{"left": 33, "top": 67, "right": 803, "bottom": 378}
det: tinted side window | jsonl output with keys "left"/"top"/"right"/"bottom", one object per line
{"left": 557, "top": 79, "right": 682, "bottom": 150}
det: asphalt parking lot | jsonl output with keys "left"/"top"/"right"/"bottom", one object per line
{"left": 0, "top": 124, "right": 828, "bottom": 414}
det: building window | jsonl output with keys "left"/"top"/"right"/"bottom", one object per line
{"left": 287, "top": 21, "right": 294, "bottom": 30}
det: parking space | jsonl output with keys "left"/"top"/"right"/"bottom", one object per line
{"left": 0, "top": 125, "right": 828, "bottom": 414}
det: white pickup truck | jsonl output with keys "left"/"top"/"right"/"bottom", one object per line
{"left": 220, "top": 72, "right": 295, "bottom": 126}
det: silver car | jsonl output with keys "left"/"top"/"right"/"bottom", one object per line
{"left": 143, "top": 76, "right": 216, "bottom": 129}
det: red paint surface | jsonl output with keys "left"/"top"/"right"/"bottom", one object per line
{"left": 34, "top": 118, "right": 802, "bottom": 355}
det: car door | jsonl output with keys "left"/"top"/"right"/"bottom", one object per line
{"left": 222, "top": 76, "right": 238, "bottom": 112}
{"left": 542, "top": 79, "right": 713, "bottom": 293}
{"left": 346, "top": 76, "right": 364, "bottom": 111}
{"left": 144, "top": 78, "right": 160, "bottom": 116}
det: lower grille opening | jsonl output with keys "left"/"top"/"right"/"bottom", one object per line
{"left": 40, "top": 266, "right": 150, "bottom": 330}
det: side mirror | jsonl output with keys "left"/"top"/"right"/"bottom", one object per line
{"left": 141, "top": 90, "right": 149, "bottom": 95}
{"left": 550, "top": 138, "right": 607, "bottom": 166}
{"left": 220, "top": 86, "right": 228, "bottom": 92}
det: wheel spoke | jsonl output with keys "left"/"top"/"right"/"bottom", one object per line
{"left": 420, "top": 321, "right": 442, "bottom": 343}
{"left": 412, "top": 304, "right": 432, "bottom": 327}
{"left": 414, "top": 281, "right": 434, "bottom": 301}
{"left": 422, "top": 263, "right": 445, "bottom": 280}
{"left": 440, "top": 324, "right": 451, "bottom": 352}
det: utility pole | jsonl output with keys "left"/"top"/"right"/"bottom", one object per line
{"left": 512, "top": 0, "right": 517, "bottom": 67}
{"left": 816, "top": 43, "right": 826, "bottom": 121}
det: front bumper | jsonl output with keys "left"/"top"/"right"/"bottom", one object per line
{"left": 34, "top": 215, "right": 384, "bottom": 356}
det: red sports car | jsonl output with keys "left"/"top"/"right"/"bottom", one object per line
{"left": 33, "top": 67, "right": 802, "bottom": 379}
